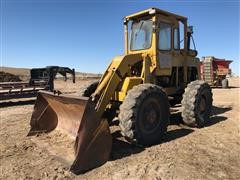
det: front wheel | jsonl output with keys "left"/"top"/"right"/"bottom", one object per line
{"left": 181, "top": 80, "right": 213, "bottom": 127}
{"left": 119, "top": 84, "right": 170, "bottom": 146}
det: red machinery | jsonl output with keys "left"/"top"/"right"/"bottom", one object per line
{"left": 200, "top": 56, "right": 232, "bottom": 88}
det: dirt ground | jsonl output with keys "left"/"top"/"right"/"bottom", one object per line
{"left": 0, "top": 78, "right": 239, "bottom": 180}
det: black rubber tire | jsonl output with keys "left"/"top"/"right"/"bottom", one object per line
{"left": 118, "top": 84, "right": 170, "bottom": 146}
{"left": 79, "top": 80, "right": 99, "bottom": 97}
{"left": 181, "top": 80, "right": 213, "bottom": 128}
{"left": 221, "top": 78, "right": 228, "bottom": 89}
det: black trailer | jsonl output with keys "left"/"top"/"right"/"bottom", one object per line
{"left": 0, "top": 66, "right": 75, "bottom": 101}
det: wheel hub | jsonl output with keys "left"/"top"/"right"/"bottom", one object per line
{"left": 146, "top": 109, "right": 157, "bottom": 124}
{"left": 141, "top": 103, "right": 161, "bottom": 133}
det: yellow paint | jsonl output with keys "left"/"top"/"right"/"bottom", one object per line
{"left": 91, "top": 7, "right": 200, "bottom": 118}
{"left": 117, "top": 77, "right": 143, "bottom": 101}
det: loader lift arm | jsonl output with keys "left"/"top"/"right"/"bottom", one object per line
{"left": 92, "top": 54, "right": 144, "bottom": 116}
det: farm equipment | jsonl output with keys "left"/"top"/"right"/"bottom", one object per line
{"left": 200, "top": 56, "right": 232, "bottom": 88}
{"left": 29, "top": 66, "right": 75, "bottom": 91}
{"left": 0, "top": 66, "right": 75, "bottom": 101}
{"left": 28, "top": 8, "right": 212, "bottom": 174}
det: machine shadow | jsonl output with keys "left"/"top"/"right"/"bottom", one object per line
{"left": 110, "top": 130, "right": 144, "bottom": 161}
{"left": 205, "top": 116, "right": 227, "bottom": 127}
{"left": 211, "top": 86, "right": 239, "bottom": 89}
{"left": 211, "top": 105, "right": 232, "bottom": 115}
{"left": 110, "top": 115, "right": 194, "bottom": 161}
{"left": 110, "top": 128, "right": 194, "bottom": 161}
{"left": 170, "top": 111, "right": 183, "bottom": 125}
{"left": 110, "top": 105, "right": 232, "bottom": 161}
{"left": 162, "top": 128, "right": 194, "bottom": 143}
{"left": 204, "top": 105, "right": 231, "bottom": 127}
{"left": 0, "top": 99, "right": 36, "bottom": 108}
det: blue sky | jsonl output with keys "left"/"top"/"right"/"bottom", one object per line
{"left": 1, "top": 0, "right": 239, "bottom": 75}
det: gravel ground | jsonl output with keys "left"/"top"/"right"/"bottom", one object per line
{"left": 0, "top": 78, "right": 239, "bottom": 180}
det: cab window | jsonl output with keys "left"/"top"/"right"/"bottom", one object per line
{"left": 174, "top": 28, "right": 180, "bottom": 49}
{"left": 158, "top": 22, "right": 171, "bottom": 50}
{"left": 130, "top": 20, "right": 153, "bottom": 50}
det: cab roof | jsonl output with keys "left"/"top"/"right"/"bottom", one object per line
{"left": 125, "top": 7, "right": 187, "bottom": 22}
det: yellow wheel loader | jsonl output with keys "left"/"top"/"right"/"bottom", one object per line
{"left": 28, "top": 8, "right": 212, "bottom": 174}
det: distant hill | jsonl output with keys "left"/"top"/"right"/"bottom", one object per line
{"left": 0, "top": 67, "right": 30, "bottom": 81}
{"left": 0, "top": 66, "right": 101, "bottom": 81}
{"left": 0, "top": 67, "right": 30, "bottom": 76}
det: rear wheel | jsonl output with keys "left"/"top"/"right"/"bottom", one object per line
{"left": 79, "top": 80, "right": 99, "bottom": 97}
{"left": 119, "top": 84, "right": 170, "bottom": 146}
{"left": 181, "top": 80, "right": 212, "bottom": 127}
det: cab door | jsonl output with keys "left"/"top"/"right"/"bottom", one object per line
{"left": 156, "top": 15, "right": 175, "bottom": 75}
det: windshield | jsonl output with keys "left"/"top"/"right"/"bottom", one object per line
{"left": 130, "top": 20, "right": 153, "bottom": 51}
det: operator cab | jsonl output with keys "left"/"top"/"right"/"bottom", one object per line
{"left": 123, "top": 8, "right": 199, "bottom": 87}
{"left": 124, "top": 8, "right": 197, "bottom": 55}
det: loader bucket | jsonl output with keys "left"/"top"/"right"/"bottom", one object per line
{"left": 27, "top": 91, "right": 112, "bottom": 174}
